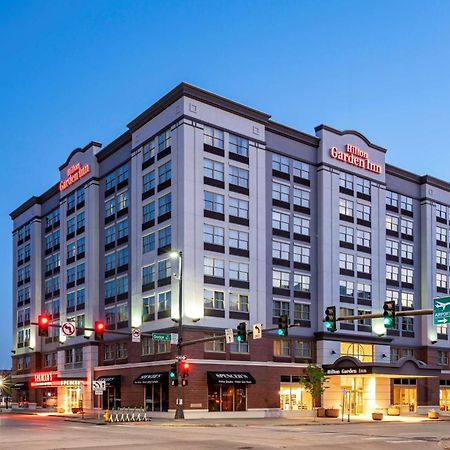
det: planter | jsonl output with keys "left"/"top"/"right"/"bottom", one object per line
{"left": 316, "top": 407, "right": 326, "bottom": 418}
{"left": 372, "top": 412, "right": 383, "bottom": 421}
{"left": 325, "top": 408, "right": 340, "bottom": 418}
{"left": 428, "top": 411, "right": 439, "bottom": 419}
{"left": 387, "top": 407, "right": 400, "bottom": 416}
{"left": 71, "top": 407, "right": 80, "bottom": 414}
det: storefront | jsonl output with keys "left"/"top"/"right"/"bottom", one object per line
{"left": 96, "top": 375, "right": 121, "bottom": 410}
{"left": 207, "top": 372, "right": 255, "bottom": 412}
{"left": 393, "top": 378, "right": 416, "bottom": 413}
{"left": 279, "top": 376, "right": 312, "bottom": 411}
{"left": 133, "top": 372, "right": 169, "bottom": 412}
{"left": 12, "top": 381, "right": 29, "bottom": 407}
{"left": 440, "top": 380, "right": 450, "bottom": 411}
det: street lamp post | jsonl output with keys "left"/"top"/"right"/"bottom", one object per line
{"left": 171, "top": 251, "right": 184, "bottom": 420}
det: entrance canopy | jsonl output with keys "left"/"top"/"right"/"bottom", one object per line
{"left": 323, "top": 356, "right": 441, "bottom": 378}
{"left": 207, "top": 372, "right": 256, "bottom": 384}
{"left": 96, "top": 375, "right": 121, "bottom": 387}
{"left": 133, "top": 372, "right": 168, "bottom": 384}
{"left": 12, "top": 382, "right": 28, "bottom": 390}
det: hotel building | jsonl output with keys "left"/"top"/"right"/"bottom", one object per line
{"left": 9, "top": 83, "right": 450, "bottom": 417}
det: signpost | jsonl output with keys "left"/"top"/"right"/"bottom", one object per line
{"left": 131, "top": 328, "right": 141, "bottom": 343}
{"left": 433, "top": 297, "right": 450, "bottom": 325}
{"left": 61, "top": 322, "right": 76, "bottom": 337}
{"left": 252, "top": 323, "right": 262, "bottom": 340}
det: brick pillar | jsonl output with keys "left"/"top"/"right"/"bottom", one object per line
{"left": 417, "top": 377, "right": 439, "bottom": 413}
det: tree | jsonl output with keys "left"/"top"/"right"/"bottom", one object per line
{"left": 299, "top": 364, "right": 328, "bottom": 410}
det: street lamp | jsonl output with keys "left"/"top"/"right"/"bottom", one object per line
{"left": 170, "top": 250, "right": 184, "bottom": 420}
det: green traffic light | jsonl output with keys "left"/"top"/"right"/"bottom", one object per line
{"left": 324, "top": 321, "right": 333, "bottom": 330}
{"left": 169, "top": 371, "right": 176, "bottom": 378}
{"left": 383, "top": 316, "right": 394, "bottom": 328}
{"left": 236, "top": 335, "right": 242, "bottom": 342}
{"left": 277, "top": 328, "right": 285, "bottom": 336}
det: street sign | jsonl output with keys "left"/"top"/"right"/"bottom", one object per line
{"left": 61, "top": 322, "right": 76, "bottom": 337}
{"left": 152, "top": 333, "right": 171, "bottom": 341}
{"left": 252, "top": 323, "right": 262, "bottom": 340}
{"left": 225, "top": 328, "right": 234, "bottom": 344}
{"left": 92, "top": 380, "right": 106, "bottom": 395}
{"left": 131, "top": 328, "right": 141, "bottom": 343}
{"left": 434, "top": 297, "right": 450, "bottom": 325}
{"left": 170, "top": 333, "right": 179, "bottom": 345}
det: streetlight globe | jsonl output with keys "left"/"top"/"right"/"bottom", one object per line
{"left": 169, "top": 251, "right": 180, "bottom": 259}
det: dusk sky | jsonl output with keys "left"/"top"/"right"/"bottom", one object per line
{"left": 1, "top": 0, "right": 450, "bottom": 367}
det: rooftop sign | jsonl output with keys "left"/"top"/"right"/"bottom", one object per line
{"left": 330, "top": 144, "right": 382, "bottom": 175}
{"left": 59, "top": 163, "right": 90, "bottom": 192}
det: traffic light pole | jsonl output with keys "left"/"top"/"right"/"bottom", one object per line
{"left": 324, "top": 308, "right": 433, "bottom": 323}
{"left": 174, "top": 252, "right": 184, "bottom": 420}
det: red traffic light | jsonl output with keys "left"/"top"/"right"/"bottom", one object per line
{"left": 95, "top": 321, "right": 106, "bottom": 332}
{"left": 181, "top": 362, "right": 190, "bottom": 378}
{"left": 39, "top": 315, "right": 49, "bottom": 326}
{"left": 38, "top": 314, "right": 50, "bottom": 337}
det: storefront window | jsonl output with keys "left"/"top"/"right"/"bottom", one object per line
{"left": 208, "top": 384, "right": 247, "bottom": 412}
{"left": 145, "top": 383, "right": 168, "bottom": 412}
{"left": 279, "top": 376, "right": 312, "bottom": 411}
{"left": 393, "top": 379, "right": 416, "bottom": 412}
{"left": 440, "top": 381, "right": 450, "bottom": 411}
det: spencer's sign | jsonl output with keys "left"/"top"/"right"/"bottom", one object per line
{"left": 59, "top": 163, "right": 90, "bottom": 192}
{"left": 330, "top": 144, "right": 382, "bottom": 175}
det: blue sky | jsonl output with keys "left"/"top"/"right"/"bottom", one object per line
{"left": 1, "top": 0, "right": 450, "bottom": 367}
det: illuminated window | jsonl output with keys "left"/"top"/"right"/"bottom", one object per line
{"left": 340, "top": 342, "right": 373, "bottom": 363}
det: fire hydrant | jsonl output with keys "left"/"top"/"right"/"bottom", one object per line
{"left": 103, "top": 410, "right": 110, "bottom": 423}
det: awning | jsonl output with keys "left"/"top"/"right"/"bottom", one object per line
{"left": 96, "top": 375, "right": 121, "bottom": 387}
{"left": 207, "top": 372, "right": 256, "bottom": 384}
{"left": 133, "top": 372, "right": 168, "bottom": 385}
{"left": 12, "top": 382, "right": 28, "bottom": 390}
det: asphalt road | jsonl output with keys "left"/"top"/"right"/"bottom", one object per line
{"left": 1, "top": 414, "right": 450, "bottom": 450}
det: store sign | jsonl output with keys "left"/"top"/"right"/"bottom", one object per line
{"left": 330, "top": 144, "right": 382, "bottom": 175}
{"left": 30, "top": 372, "right": 85, "bottom": 388}
{"left": 324, "top": 367, "right": 370, "bottom": 376}
{"left": 59, "top": 163, "right": 90, "bottom": 192}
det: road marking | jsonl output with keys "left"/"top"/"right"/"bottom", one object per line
{"left": 385, "top": 440, "right": 425, "bottom": 444}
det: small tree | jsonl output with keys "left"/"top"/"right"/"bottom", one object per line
{"left": 299, "top": 364, "right": 328, "bottom": 412}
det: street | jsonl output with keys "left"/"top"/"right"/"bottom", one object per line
{"left": 1, "top": 414, "right": 450, "bottom": 450}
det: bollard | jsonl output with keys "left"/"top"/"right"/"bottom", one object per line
{"left": 103, "top": 410, "right": 110, "bottom": 423}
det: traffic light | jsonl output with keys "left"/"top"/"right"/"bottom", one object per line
{"left": 324, "top": 306, "right": 337, "bottom": 332}
{"left": 383, "top": 301, "right": 396, "bottom": 328}
{"left": 278, "top": 314, "right": 289, "bottom": 336}
{"left": 237, "top": 322, "right": 247, "bottom": 342}
{"left": 169, "top": 363, "right": 177, "bottom": 380}
{"left": 38, "top": 314, "right": 50, "bottom": 337}
{"left": 181, "top": 362, "right": 190, "bottom": 378}
{"left": 94, "top": 321, "right": 106, "bottom": 340}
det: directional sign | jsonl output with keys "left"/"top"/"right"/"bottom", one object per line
{"left": 131, "top": 328, "right": 141, "bottom": 343}
{"left": 92, "top": 380, "right": 106, "bottom": 395}
{"left": 61, "top": 322, "right": 76, "bottom": 337}
{"left": 152, "top": 333, "right": 171, "bottom": 341}
{"left": 434, "top": 297, "right": 450, "bottom": 325}
{"left": 252, "top": 323, "right": 262, "bottom": 340}
{"left": 225, "top": 328, "right": 234, "bottom": 344}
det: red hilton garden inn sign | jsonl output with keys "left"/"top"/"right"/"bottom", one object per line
{"left": 330, "top": 144, "right": 382, "bottom": 175}
{"left": 59, "top": 163, "right": 90, "bottom": 192}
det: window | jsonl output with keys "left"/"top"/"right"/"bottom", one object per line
{"left": 143, "top": 233, "right": 155, "bottom": 253}
{"left": 357, "top": 229, "right": 371, "bottom": 247}
{"left": 339, "top": 253, "right": 354, "bottom": 271}
{"left": 339, "top": 225, "right": 354, "bottom": 244}
{"left": 104, "top": 280, "right": 115, "bottom": 299}
{"left": 67, "top": 242, "right": 76, "bottom": 259}
{"left": 229, "top": 293, "right": 249, "bottom": 312}
{"left": 104, "top": 344, "right": 114, "bottom": 360}
{"left": 437, "top": 273, "right": 447, "bottom": 289}
{"left": 143, "top": 171, "right": 156, "bottom": 193}
{"left": 105, "top": 198, "right": 115, "bottom": 217}
{"left": 229, "top": 166, "right": 249, "bottom": 188}
{"left": 401, "top": 219, "right": 413, "bottom": 236}
{"left": 117, "top": 247, "right": 128, "bottom": 267}
{"left": 386, "top": 289, "right": 399, "bottom": 304}
{"left": 76, "top": 212, "right": 85, "bottom": 230}
{"left": 386, "top": 191, "right": 399, "bottom": 208}
{"left": 143, "top": 139, "right": 156, "bottom": 162}
{"left": 117, "top": 276, "right": 128, "bottom": 294}
{"left": 65, "top": 349, "right": 73, "bottom": 365}
{"left": 158, "top": 130, "right": 171, "bottom": 152}
{"left": 116, "top": 303, "right": 129, "bottom": 323}
{"left": 356, "top": 178, "right": 371, "bottom": 196}
{"left": 143, "top": 265, "right": 155, "bottom": 285}
{"left": 436, "top": 204, "right": 447, "bottom": 220}
{"left": 437, "top": 250, "right": 447, "bottom": 266}
{"left": 273, "top": 300, "right": 290, "bottom": 318}
{"left": 158, "top": 226, "right": 171, "bottom": 248}
{"left": 204, "top": 290, "right": 224, "bottom": 310}
{"left": 229, "top": 134, "right": 249, "bottom": 156}
{"left": 117, "top": 220, "right": 128, "bottom": 240}
{"left": 204, "top": 158, "right": 224, "bottom": 181}
{"left": 105, "top": 226, "right": 116, "bottom": 245}
{"left": 357, "top": 283, "right": 371, "bottom": 300}
{"left": 67, "top": 268, "right": 76, "bottom": 284}
{"left": 357, "top": 203, "right": 371, "bottom": 222}
{"left": 158, "top": 161, "right": 171, "bottom": 184}
{"left": 274, "top": 339, "right": 290, "bottom": 357}
{"left": 77, "top": 238, "right": 85, "bottom": 256}
{"left": 386, "top": 215, "right": 399, "bottom": 232}
{"left": 437, "top": 323, "right": 447, "bottom": 335}
{"left": 204, "top": 126, "right": 224, "bottom": 149}
{"left": 76, "top": 263, "right": 85, "bottom": 280}
{"left": 229, "top": 262, "right": 249, "bottom": 281}
{"left": 273, "top": 240, "right": 290, "bottom": 260}
{"left": 401, "top": 268, "right": 413, "bottom": 284}
{"left": 339, "top": 199, "right": 354, "bottom": 217}
{"left": 294, "top": 340, "right": 311, "bottom": 358}
{"left": 437, "top": 226, "right": 447, "bottom": 243}
{"left": 143, "top": 202, "right": 155, "bottom": 223}
{"left": 400, "top": 195, "right": 413, "bottom": 212}
{"left": 386, "top": 265, "right": 399, "bottom": 281}
{"left": 357, "top": 256, "right": 371, "bottom": 274}
{"left": 402, "top": 244, "right": 414, "bottom": 262}
{"left": 204, "top": 257, "right": 224, "bottom": 278}
{"left": 204, "top": 333, "right": 225, "bottom": 352}
{"left": 340, "top": 342, "right": 373, "bottom": 363}
{"left": 401, "top": 292, "right": 414, "bottom": 308}
{"left": 438, "top": 351, "right": 449, "bottom": 366}
{"left": 158, "top": 193, "right": 172, "bottom": 216}
{"left": 358, "top": 310, "right": 371, "bottom": 326}
{"left": 105, "top": 173, "right": 115, "bottom": 191}
{"left": 272, "top": 154, "right": 289, "bottom": 173}
{"left": 340, "top": 280, "right": 354, "bottom": 298}
{"left": 204, "top": 224, "right": 224, "bottom": 246}
{"left": 386, "top": 240, "right": 399, "bottom": 257}
{"left": 117, "top": 191, "right": 128, "bottom": 211}
{"left": 294, "top": 303, "right": 310, "bottom": 321}
{"left": 229, "top": 230, "right": 249, "bottom": 250}
{"left": 204, "top": 191, "right": 224, "bottom": 213}
{"left": 293, "top": 188, "right": 310, "bottom": 209}
{"left": 273, "top": 270, "right": 290, "bottom": 289}
{"left": 229, "top": 338, "right": 249, "bottom": 354}
{"left": 293, "top": 160, "right": 310, "bottom": 180}
{"left": 272, "top": 211, "right": 290, "bottom": 231}
{"left": 293, "top": 216, "right": 310, "bottom": 236}
{"left": 67, "top": 193, "right": 76, "bottom": 210}
{"left": 158, "top": 260, "right": 171, "bottom": 280}
{"left": 293, "top": 244, "right": 310, "bottom": 264}
{"left": 229, "top": 197, "right": 249, "bottom": 219}
{"left": 117, "top": 164, "right": 128, "bottom": 184}
{"left": 272, "top": 182, "right": 290, "bottom": 203}
{"left": 339, "top": 172, "right": 353, "bottom": 190}
{"left": 402, "top": 317, "right": 414, "bottom": 332}
{"left": 116, "top": 342, "right": 128, "bottom": 359}
{"left": 67, "top": 218, "right": 75, "bottom": 234}
{"left": 143, "top": 295, "right": 155, "bottom": 317}
{"left": 142, "top": 336, "right": 154, "bottom": 355}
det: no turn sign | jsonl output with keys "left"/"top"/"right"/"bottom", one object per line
{"left": 61, "top": 322, "right": 76, "bottom": 337}
{"left": 132, "top": 328, "right": 141, "bottom": 343}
